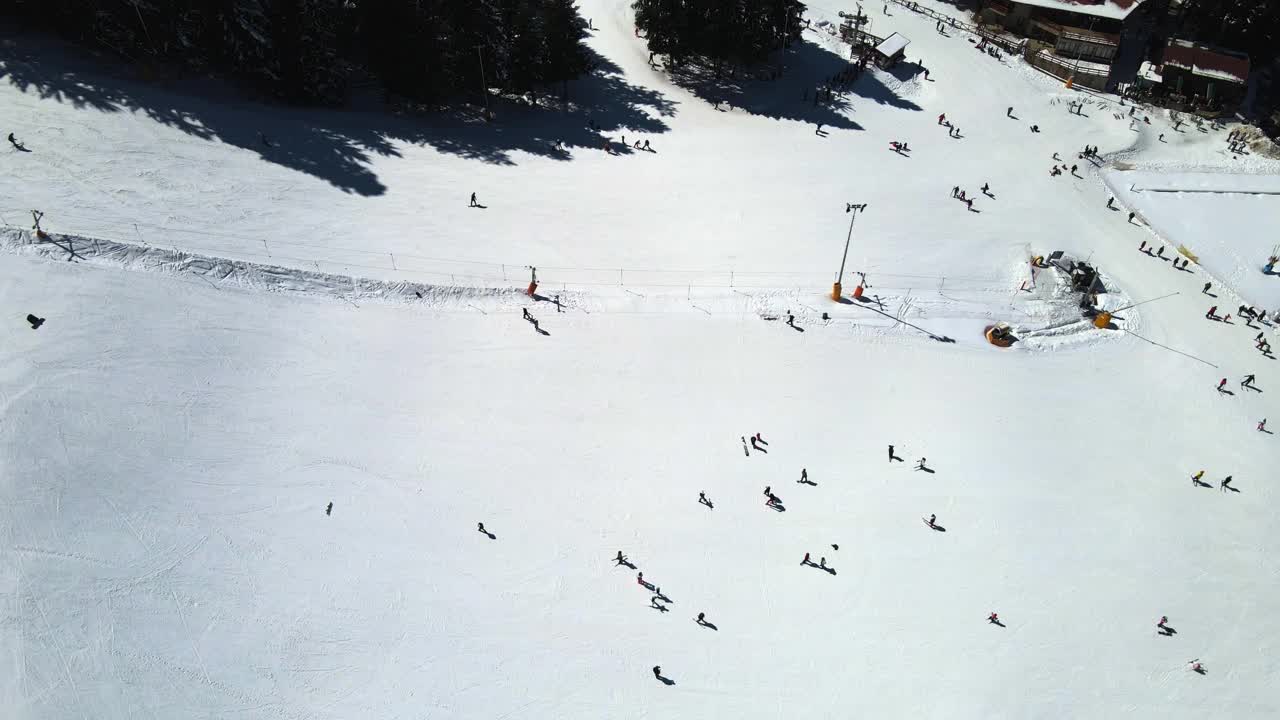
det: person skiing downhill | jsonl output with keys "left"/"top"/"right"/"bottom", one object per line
{"left": 698, "top": 492, "right": 714, "bottom": 509}
{"left": 1206, "top": 306, "right": 1218, "bottom": 319}
{"left": 1220, "top": 475, "right": 1233, "bottom": 491}
{"left": 1259, "top": 418, "right": 1268, "bottom": 432}
{"left": 1192, "top": 470, "right": 1205, "bottom": 485}
{"left": 1158, "top": 615, "right": 1168, "bottom": 627}
{"left": 927, "top": 513, "right": 937, "bottom": 528}
{"left": 938, "top": 113, "right": 946, "bottom": 125}
{"left": 1006, "top": 107, "right": 1013, "bottom": 117}
{"left": 469, "top": 192, "right": 479, "bottom": 207}
{"left": 1217, "top": 378, "right": 1228, "bottom": 392}
{"left": 615, "top": 551, "right": 628, "bottom": 565}
{"left": 1203, "top": 282, "right": 1212, "bottom": 294}
{"left": 1242, "top": 374, "right": 1256, "bottom": 388}
{"left": 802, "top": 552, "right": 811, "bottom": 565}
{"left": 988, "top": 612, "right": 999, "bottom": 623}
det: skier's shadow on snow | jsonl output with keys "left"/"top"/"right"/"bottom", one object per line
{"left": 1218, "top": 389, "right": 1235, "bottom": 396}
{"left": 1193, "top": 479, "right": 1212, "bottom": 488}
{"left": 927, "top": 523, "right": 947, "bottom": 532}
{"left": 0, "top": 36, "right": 677, "bottom": 192}
{"left": 1192, "top": 665, "right": 1207, "bottom": 675}
{"left": 1158, "top": 625, "right": 1177, "bottom": 635}
{"left": 655, "top": 673, "right": 676, "bottom": 686}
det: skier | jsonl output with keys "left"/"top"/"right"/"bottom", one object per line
{"left": 698, "top": 491, "right": 714, "bottom": 508}
{"left": 1071, "top": 164, "right": 1078, "bottom": 175}
{"left": 326, "top": 502, "right": 333, "bottom": 516}
{"left": 522, "top": 308, "right": 533, "bottom": 321}
{"left": 988, "top": 612, "right": 999, "bottom": 624}
{"left": 1156, "top": 246, "right": 1165, "bottom": 259}
{"left": 802, "top": 552, "right": 811, "bottom": 566}
{"left": 652, "top": 665, "right": 662, "bottom": 679}
{"left": 1220, "top": 475, "right": 1233, "bottom": 492}
{"left": 26, "top": 314, "right": 45, "bottom": 330}
{"left": 1217, "top": 378, "right": 1228, "bottom": 392}
{"left": 477, "top": 522, "right": 488, "bottom": 534}
{"left": 1053, "top": 152, "right": 1062, "bottom": 162}
{"left": 1259, "top": 418, "right": 1267, "bottom": 432}
{"left": 1242, "top": 374, "right": 1256, "bottom": 388}
{"left": 469, "top": 192, "right": 478, "bottom": 207}
{"left": 755, "top": 432, "right": 767, "bottom": 445}
{"left": 787, "top": 311, "right": 796, "bottom": 327}
{"left": 1157, "top": 615, "right": 1168, "bottom": 628}
{"left": 965, "top": 198, "right": 973, "bottom": 210}
{"left": 981, "top": 182, "right": 990, "bottom": 194}
{"left": 915, "top": 457, "right": 928, "bottom": 470}
{"left": 643, "top": 139, "right": 651, "bottom": 151}
{"left": 751, "top": 435, "right": 767, "bottom": 453}
{"left": 614, "top": 551, "right": 628, "bottom": 565}
{"left": 637, "top": 571, "right": 648, "bottom": 587}
{"left": 1189, "top": 660, "right": 1203, "bottom": 673}
{"left": 1006, "top": 106, "right": 1013, "bottom": 118}
{"left": 938, "top": 113, "right": 946, "bottom": 125}
{"left": 1030, "top": 125, "right": 1040, "bottom": 133}
{"left": 1159, "top": 133, "right": 1165, "bottom": 142}
{"left": 1206, "top": 306, "right": 1217, "bottom": 319}
{"left": 1192, "top": 470, "right": 1205, "bottom": 485}
{"left": 927, "top": 513, "right": 937, "bottom": 528}
{"left": 952, "top": 186, "right": 959, "bottom": 198}
{"left": 1107, "top": 197, "right": 1115, "bottom": 209}
{"left": 1139, "top": 240, "right": 1147, "bottom": 252}
{"left": 799, "top": 468, "right": 809, "bottom": 484}
{"left": 1203, "top": 282, "right": 1212, "bottom": 294}
{"left": 888, "top": 444, "right": 896, "bottom": 461}
{"left": 818, "top": 557, "right": 827, "bottom": 569}
{"left": 1128, "top": 212, "right": 1136, "bottom": 223}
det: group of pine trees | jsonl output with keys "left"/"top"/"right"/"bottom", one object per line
{"left": 632, "top": 0, "right": 806, "bottom": 69}
{"left": 3, "top": 0, "right": 590, "bottom": 106}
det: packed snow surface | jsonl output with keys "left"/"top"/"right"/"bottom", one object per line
{"left": 2, "top": 1, "right": 1279, "bottom": 718}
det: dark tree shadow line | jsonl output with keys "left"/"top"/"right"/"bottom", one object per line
{"left": 0, "top": 28, "right": 676, "bottom": 196}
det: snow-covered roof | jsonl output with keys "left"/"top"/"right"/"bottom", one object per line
{"left": 1009, "top": 0, "right": 1145, "bottom": 21}
{"left": 1161, "top": 40, "right": 1250, "bottom": 84}
{"left": 1138, "top": 61, "right": 1162, "bottom": 82}
{"left": 875, "top": 32, "right": 910, "bottom": 58}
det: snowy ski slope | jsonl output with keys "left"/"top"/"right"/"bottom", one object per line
{"left": 2, "top": 1, "right": 1279, "bottom": 718}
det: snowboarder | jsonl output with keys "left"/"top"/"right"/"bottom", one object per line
{"left": 1203, "top": 282, "right": 1212, "bottom": 294}
{"left": 26, "top": 314, "right": 45, "bottom": 330}
{"left": 615, "top": 551, "right": 629, "bottom": 565}
{"left": 801, "top": 552, "right": 811, "bottom": 566}
{"left": 1259, "top": 418, "right": 1267, "bottom": 432}
{"left": 469, "top": 192, "right": 479, "bottom": 207}
{"left": 1206, "top": 306, "right": 1218, "bottom": 319}
{"left": 1217, "top": 378, "right": 1228, "bottom": 392}
{"left": 799, "top": 468, "right": 809, "bottom": 484}
{"left": 325, "top": 502, "right": 333, "bottom": 516}
{"left": 1220, "top": 475, "right": 1233, "bottom": 492}
{"left": 698, "top": 491, "right": 714, "bottom": 509}
{"left": 1242, "top": 374, "right": 1256, "bottom": 388}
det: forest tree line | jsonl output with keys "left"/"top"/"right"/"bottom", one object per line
{"left": 2, "top": 0, "right": 592, "bottom": 106}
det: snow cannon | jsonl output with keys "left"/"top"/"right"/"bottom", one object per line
{"left": 1093, "top": 311, "right": 1112, "bottom": 329}
{"left": 526, "top": 280, "right": 538, "bottom": 297}
{"left": 852, "top": 284, "right": 864, "bottom": 299}
{"left": 831, "top": 281, "right": 843, "bottom": 301}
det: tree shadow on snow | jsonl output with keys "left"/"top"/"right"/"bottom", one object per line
{"left": 0, "top": 29, "right": 676, "bottom": 196}
{"left": 664, "top": 37, "right": 920, "bottom": 130}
